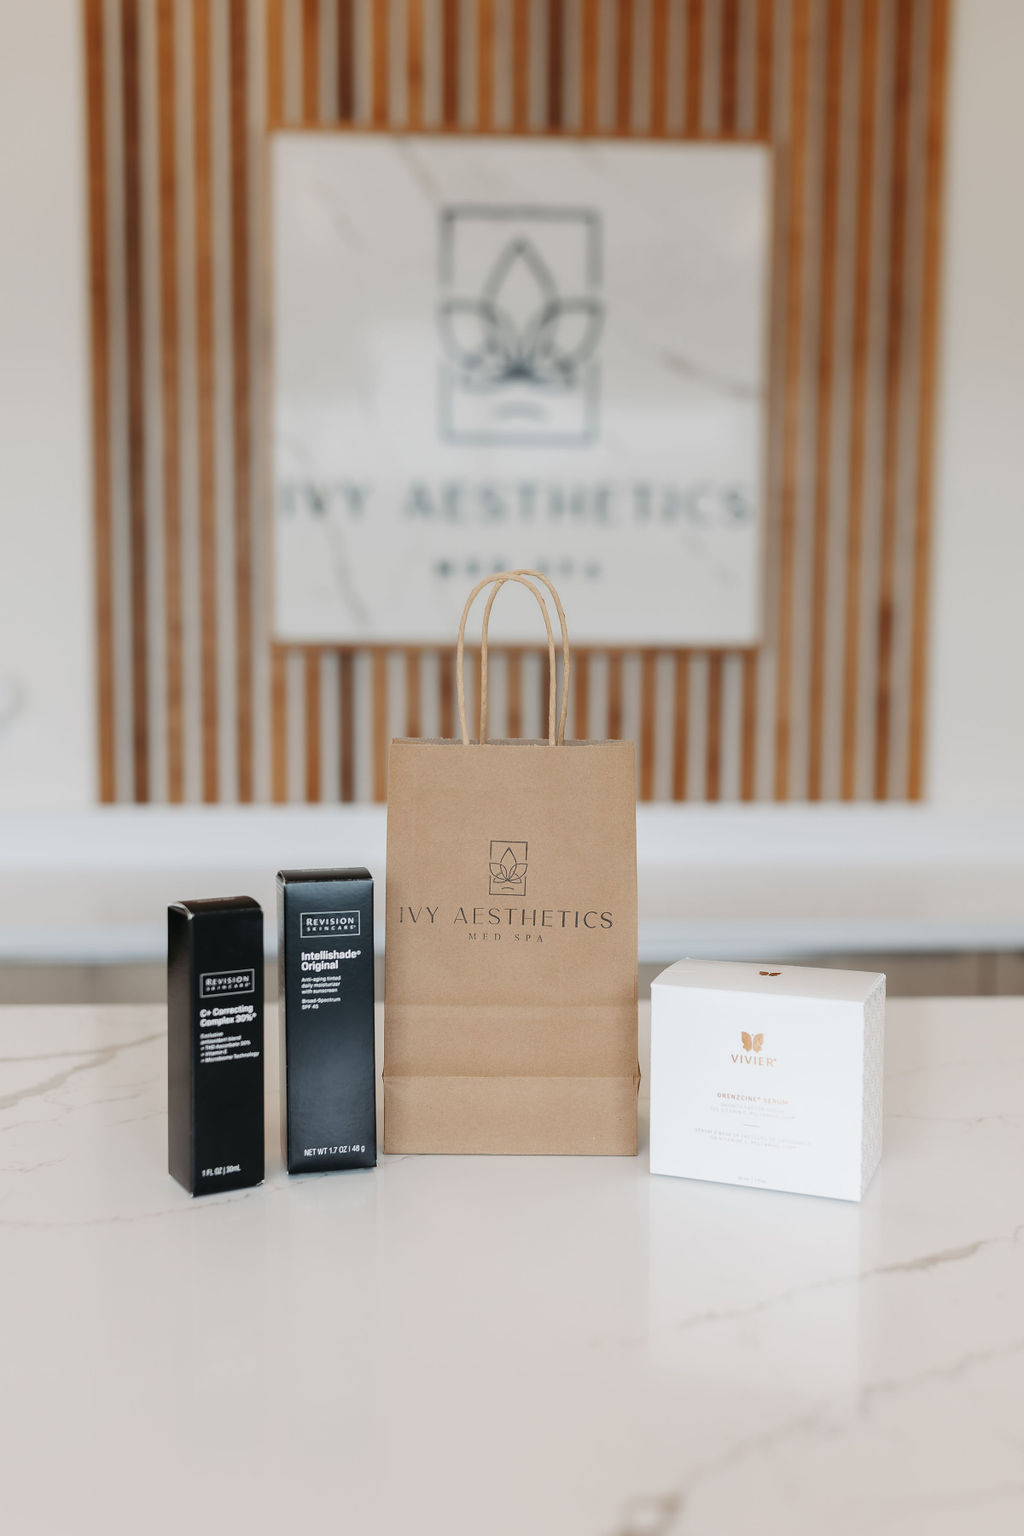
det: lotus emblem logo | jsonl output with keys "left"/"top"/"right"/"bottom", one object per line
{"left": 439, "top": 237, "right": 603, "bottom": 392}
{"left": 438, "top": 206, "right": 602, "bottom": 444}
{"left": 489, "top": 840, "right": 529, "bottom": 896}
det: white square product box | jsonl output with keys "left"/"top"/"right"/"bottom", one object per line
{"left": 650, "top": 959, "right": 885, "bottom": 1201}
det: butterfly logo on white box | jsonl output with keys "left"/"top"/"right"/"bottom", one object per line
{"left": 733, "top": 1031, "right": 776, "bottom": 1066}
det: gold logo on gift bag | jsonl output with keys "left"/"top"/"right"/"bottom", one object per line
{"left": 489, "top": 840, "right": 529, "bottom": 896}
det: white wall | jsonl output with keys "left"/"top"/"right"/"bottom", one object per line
{"left": 0, "top": 0, "right": 95, "bottom": 808}
{"left": 0, "top": 0, "right": 1019, "bottom": 809}
{"left": 927, "top": 0, "right": 1024, "bottom": 805}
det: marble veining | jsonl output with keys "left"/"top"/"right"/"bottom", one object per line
{"left": 0, "top": 1028, "right": 163, "bottom": 1114}
{"left": 1, "top": 998, "right": 1022, "bottom": 1536}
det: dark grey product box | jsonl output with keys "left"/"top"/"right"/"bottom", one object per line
{"left": 277, "top": 869, "right": 377, "bottom": 1173}
{"left": 167, "top": 896, "right": 264, "bottom": 1195}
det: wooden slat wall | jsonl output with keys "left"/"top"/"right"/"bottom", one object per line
{"left": 84, "top": 0, "right": 949, "bottom": 804}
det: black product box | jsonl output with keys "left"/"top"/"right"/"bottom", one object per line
{"left": 278, "top": 868, "right": 376, "bottom": 1173}
{"left": 167, "top": 896, "right": 264, "bottom": 1195}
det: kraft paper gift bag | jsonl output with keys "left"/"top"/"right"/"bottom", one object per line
{"left": 383, "top": 571, "right": 639, "bottom": 1155}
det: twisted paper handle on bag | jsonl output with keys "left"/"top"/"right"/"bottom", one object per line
{"left": 481, "top": 570, "right": 571, "bottom": 745}
{"left": 455, "top": 571, "right": 571, "bottom": 747}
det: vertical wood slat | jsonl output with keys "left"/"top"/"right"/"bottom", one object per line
{"left": 740, "top": 651, "right": 758, "bottom": 799}
{"left": 271, "top": 646, "right": 288, "bottom": 799}
{"left": 807, "top": 0, "right": 844, "bottom": 799}
{"left": 606, "top": 652, "right": 623, "bottom": 740}
{"left": 773, "top": 0, "right": 811, "bottom": 800}
{"left": 193, "top": 0, "right": 219, "bottom": 802}
{"left": 616, "top": 1, "right": 635, "bottom": 135}
{"left": 120, "top": 0, "right": 149, "bottom": 803}
{"left": 305, "top": 648, "right": 322, "bottom": 799}
{"left": 705, "top": 652, "right": 723, "bottom": 799}
{"left": 721, "top": 0, "right": 740, "bottom": 133}
{"left": 672, "top": 655, "right": 690, "bottom": 799}
{"left": 874, "top": 0, "right": 915, "bottom": 798}
{"left": 755, "top": 0, "right": 773, "bottom": 135}
{"left": 157, "top": 0, "right": 183, "bottom": 802}
{"left": 372, "top": 0, "right": 389, "bottom": 127}
{"left": 573, "top": 653, "right": 591, "bottom": 743}
{"left": 907, "top": 0, "right": 950, "bottom": 799}
{"left": 506, "top": 648, "right": 522, "bottom": 737}
{"left": 640, "top": 651, "right": 657, "bottom": 800}
{"left": 229, "top": 0, "right": 253, "bottom": 800}
{"left": 841, "top": 0, "right": 880, "bottom": 799}
{"left": 439, "top": 651, "right": 455, "bottom": 739}
{"left": 407, "top": 0, "right": 424, "bottom": 129}
{"left": 337, "top": 0, "right": 354, "bottom": 121}
{"left": 85, "top": 0, "right": 116, "bottom": 802}
{"left": 266, "top": 0, "right": 284, "bottom": 126}
{"left": 573, "top": 647, "right": 589, "bottom": 740}
{"left": 373, "top": 650, "right": 388, "bottom": 799}
{"left": 512, "top": 0, "right": 530, "bottom": 131}
{"left": 301, "top": 0, "right": 318, "bottom": 122}
{"left": 477, "top": 0, "right": 495, "bottom": 130}
{"left": 650, "top": 0, "right": 669, "bottom": 137}
{"left": 685, "top": 0, "right": 704, "bottom": 136}
{"left": 547, "top": 0, "right": 565, "bottom": 128}
{"left": 405, "top": 649, "right": 421, "bottom": 736}
{"left": 442, "top": 0, "right": 459, "bottom": 128}
{"left": 339, "top": 650, "right": 355, "bottom": 799}
{"left": 580, "top": 0, "right": 599, "bottom": 135}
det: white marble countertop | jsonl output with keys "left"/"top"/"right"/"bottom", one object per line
{"left": 2, "top": 998, "right": 1023, "bottom": 1535}
{"left": 4, "top": 804, "right": 1024, "bottom": 964}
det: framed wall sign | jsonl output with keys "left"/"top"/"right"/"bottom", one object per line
{"left": 271, "top": 133, "right": 771, "bottom": 648}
